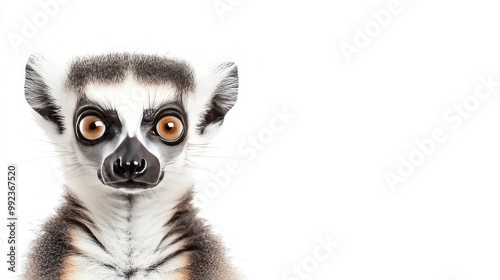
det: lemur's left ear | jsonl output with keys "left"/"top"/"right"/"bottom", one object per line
{"left": 197, "top": 62, "right": 238, "bottom": 134}
{"left": 25, "top": 55, "right": 65, "bottom": 133}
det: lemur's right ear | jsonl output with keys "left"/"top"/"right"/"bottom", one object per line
{"left": 25, "top": 55, "right": 65, "bottom": 133}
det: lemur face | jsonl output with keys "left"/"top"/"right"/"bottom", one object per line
{"left": 73, "top": 79, "right": 189, "bottom": 190}
{"left": 25, "top": 53, "right": 238, "bottom": 194}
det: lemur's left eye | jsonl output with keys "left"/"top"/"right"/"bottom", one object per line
{"left": 155, "top": 115, "right": 184, "bottom": 143}
{"left": 78, "top": 115, "right": 106, "bottom": 140}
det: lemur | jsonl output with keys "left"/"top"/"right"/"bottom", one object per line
{"left": 23, "top": 53, "right": 241, "bottom": 280}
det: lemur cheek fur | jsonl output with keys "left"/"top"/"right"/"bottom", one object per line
{"left": 23, "top": 53, "right": 241, "bottom": 280}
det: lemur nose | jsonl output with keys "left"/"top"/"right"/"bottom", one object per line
{"left": 101, "top": 137, "right": 161, "bottom": 187}
{"left": 113, "top": 158, "right": 148, "bottom": 179}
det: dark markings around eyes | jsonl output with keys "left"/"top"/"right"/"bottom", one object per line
{"left": 142, "top": 101, "right": 185, "bottom": 123}
{"left": 66, "top": 53, "right": 195, "bottom": 95}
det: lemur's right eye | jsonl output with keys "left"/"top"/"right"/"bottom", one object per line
{"left": 78, "top": 115, "right": 106, "bottom": 140}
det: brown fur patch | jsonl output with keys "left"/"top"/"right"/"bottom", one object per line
{"left": 60, "top": 255, "right": 76, "bottom": 280}
{"left": 60, "top": 228, "right": 78, "bottom": 280}
{"left": 164, "top": 251, "right": 192, "bottom": 280}
{"left": 165, "top": 267, "right": 190, "bottom": 280}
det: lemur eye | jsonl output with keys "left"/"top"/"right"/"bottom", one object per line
{"left": 78, "top": 115, "right": 106, "bottom": 140}
{"left": 155, "top": 115, "right": 184, "bottom": 142}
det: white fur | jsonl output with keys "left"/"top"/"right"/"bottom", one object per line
{"left": 65, "top": 188, "right": 189, "bottom": 279}
{"left": 26, "top": 53, "right": 238, "bottom": 279}
{"left": 60, "top": 76, "right": 199, "bottom": 278}
{"left": 84, "top": 75, "right": 178, "bottom": 139}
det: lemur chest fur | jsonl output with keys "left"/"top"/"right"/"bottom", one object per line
{"left": 64, "top": 193, "right": 191, "bottom": 279}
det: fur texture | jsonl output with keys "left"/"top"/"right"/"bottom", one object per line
{"left": 23, "top": 53, "right": 241, "bottom": 280}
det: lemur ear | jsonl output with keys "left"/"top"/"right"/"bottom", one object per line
{"left": 197, "top": 62, "right": 238, "bottom": 134}
{"left": 25, "top": 55, "right": 65, "bottom": 133}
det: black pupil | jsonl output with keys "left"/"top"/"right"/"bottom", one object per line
{"left": 89, "top": 122, "right": 98, "bottom": 130}
{"left": 165, "top": 122, "right": 174, "bottom": 131}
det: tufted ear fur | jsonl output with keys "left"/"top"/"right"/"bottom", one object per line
{"left": 197, "top": 62, "right": 238, "bottom": 134}
{"left": 25, "top": 55, "right": 65, "bottom": 133}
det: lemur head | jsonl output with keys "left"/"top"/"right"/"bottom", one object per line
{"left": 25, "top": 53, "right": 238, "bottom": 197}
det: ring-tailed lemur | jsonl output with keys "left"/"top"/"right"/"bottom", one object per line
{"left": 23, "top": 53, "right": 241, "bottom": 280}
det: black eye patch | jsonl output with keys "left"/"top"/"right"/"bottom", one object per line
{"left": 73, "top": 101, "right": 122, "bottom": 145}
{"left": 142, "top": 101, "right": 186, "bottom": 123}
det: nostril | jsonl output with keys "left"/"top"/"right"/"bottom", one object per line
{"left": 134, "top": 159, "right": 147, "bottom": 176}
{"left": 114, "top": 158, "right": 128, "bottom": 176}
{"left": 113, "top": 158, "right": 147, "bottom": 179}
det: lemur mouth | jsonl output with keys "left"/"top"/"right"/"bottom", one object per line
{"left": 108, "top": 180, "right": 159, "bottom": 190}
{"left": 98, "top": 170, "right": 165, "bottom": 190}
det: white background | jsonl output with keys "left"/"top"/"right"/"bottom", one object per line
{"left": 1, "top": 0, "right": 500, "bottom": 279}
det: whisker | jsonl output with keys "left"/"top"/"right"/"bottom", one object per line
{"left": 19, "top": 153, "right": 75, "bottom": 164}
{"left": 25, "top": 136, "right": 73, "bottom": 151}
{"left": 187, "top": 154, "right": 245, "bottom": 160}
{"left": 36, "top": 164, "right": 85, "bottom": 195}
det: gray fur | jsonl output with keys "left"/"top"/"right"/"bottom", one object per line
{"left": 24, "top": 53, "right": 241, "bottom": 280}
{"left": 24, "top": 193, "right": 91, "bottom": 280}
{"left": 25, "top": 56, "right": 65, "bottom": 133}
{"left": 66, "top": 53, "right": 195, "bottom": 95}
{"left": 24, "top": 191, "right": 238, "bottom": 279}
{"left": 198, "top": 62, "right": 239, "bottom": 134}
{"left": 164, "top": 191, "right": 239, "bottom": 279}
